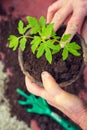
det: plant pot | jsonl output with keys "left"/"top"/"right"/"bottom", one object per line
{"left": 18, "top": 25, "right": 87, "bottom": 87}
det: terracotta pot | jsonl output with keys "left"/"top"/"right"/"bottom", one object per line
{"left": 18, "top": 26, "right": 87, "bottom": 87}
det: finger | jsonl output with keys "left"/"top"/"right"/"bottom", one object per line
{"left": 41, "top": 71, "right": 70, "bottom": 109}
{"left": 41, "top": 72, "right": 82, "bottom": 111}
{"left": 41, "top": 71, "right": 77, "bottom": 106}
{"left": 41, "top": 71, "right": 63, "bottom": 96}
{"left": 81, "top": 17, "right": 87, "bottom": 45}
{"left": 25, "top": 76, "right": 44, "bottom": 96}
{"left": 25, "top": 76, "right": 53, "bottom": 100}
{"left": 47, "top": 1, "right": 62, "bottom": 23}
{"left": 63, "top": 10, "right": 86, "bottom": 41}
{"left": 51, "top": 5, "right": 72, "bottom": 31}
{"left": 41, "top": 71, "right": 80, "bottom": 108}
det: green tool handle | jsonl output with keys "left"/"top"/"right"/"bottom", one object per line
{"left": 48, "top": 112, "right": 81, "bottom": 130}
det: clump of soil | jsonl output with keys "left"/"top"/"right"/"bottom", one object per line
{"left": 23, "top": 26, "right": 83, "bottom": 83}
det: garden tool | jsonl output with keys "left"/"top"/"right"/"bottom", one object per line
{"left": 16, "top": 88, "right": 81, "bottom": 130}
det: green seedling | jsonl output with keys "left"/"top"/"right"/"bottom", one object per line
{"left": 8, "top": 16, "right": 81, "bottom": 64}
{"left": 16, "top": 88, "right": 81, "bottom": 130}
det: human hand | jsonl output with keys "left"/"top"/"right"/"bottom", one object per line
{"left": 47, "top": 0, "right": 87, "bottom": 43}
{"left": 84, "top": 66, "right": 87, "bottom": 87}
{"left": 25, "top": 70, "right": 87, "bottom": 130}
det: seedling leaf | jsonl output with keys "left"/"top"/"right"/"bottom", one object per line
{"left": 46, "top": 40, "right": 56, "bottom": 49}
{"left": 41, "top": 23, "right": 54, "bottom": 38}
{"left": 8, "top": 16, "right": 81, "bottom": 64}
{"left": 52, "top": 44, "right": 61, "bottom": 54}
{"left": 8, "top": 35, "right": 19, "bottom": 50}
{"left": 18, "top": 20, "right": 25, "bottom": 34}
{"left": 36, "top": 44, "right": 45, "bottom": 58}
{"left": 31, "top": 36, "right": 41, "bottom": 53}
{"left": 30, "top": 36, "right": 41, "bottom": 45}
{"left": 68, "top": 42, "right": 81, "bottom": 50}
{"left": 39, "top": 16, "right": 46, "bottom": 27}
{"left": 45, "top": 47, "right": 52, "bottom": 64}
{"left": 61, "top": 34, "right": 71, "bottom": 42}
{"left": 51, "top": 29, "right": 57, "bottom": 37}
{"left": 68, "top": 48, "right": 81, "bottom": 56}
{"left": 20, "top": 37, "right": 27, "bottom": 51}
{"left": 30, "top": 26, "right": 40, "bottom": 34}
{"left": 62, "top": 47, "right": 68, "bottom": 60}
{"left": 26, "top": 16, "right": 40, "bottom": 34}
{"left": 26, "top": 16, "right": 38, "bottom": 27}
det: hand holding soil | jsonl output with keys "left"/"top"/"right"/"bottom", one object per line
{"left": 47, "top": 0, "right": 87, "bottom": 44}
{"left": 0, "top": 1, "right": 87, "bottom": 130}
{"left": 25, "top": 67, "right": 87, "bottom": 130}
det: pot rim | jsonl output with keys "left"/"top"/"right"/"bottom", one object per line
{"left": 18, "top": 31, "right": 87, "bottom": 87}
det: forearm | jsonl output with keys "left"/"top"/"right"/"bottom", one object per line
{"left": 70, "top": 104, "right": 87, "bottom": 130}
{"left": 54, "top": 92, "right": 87, "bottom": 129}
{"left": 78, "top": 106, "right": 87, "bottom": 130}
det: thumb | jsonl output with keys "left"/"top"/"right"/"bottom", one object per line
{"left": 41, "top": 71, "right": 80, "bottom": 106}
{"left": 41, "top": 71, "right": 85, "bottom": 123}
{"left": 41, "top": 71, "right": 63, "bottom": 96}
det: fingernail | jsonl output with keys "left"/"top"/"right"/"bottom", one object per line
{"left": 41, "top": 71, "right": 49, "bottom": 80}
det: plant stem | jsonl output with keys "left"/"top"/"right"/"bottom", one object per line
{"left": 18, "top": 35, "right": 33, "bottom": 40}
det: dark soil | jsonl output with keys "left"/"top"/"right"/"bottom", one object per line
{"left": 23, "top": 26, "right": 83, "bottom": 84}
{"left": 0, "top": 11, "right": 84, "bottom": 130}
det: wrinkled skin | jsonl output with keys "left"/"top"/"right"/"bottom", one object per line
{"left": 47, "top": 0, "right": 87, "bottom": 43}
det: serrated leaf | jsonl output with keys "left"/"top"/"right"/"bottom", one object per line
{"left": 68, "top": 42, "right": 81, "bottom": 50}
{"left": 31, "top": 36, "right": 41, "bottom": 53}
{"left": 62, "top": 47, "right": 68, "bottom": 60}
{"left": 26, "top": 16, "right": 38, "bottom": 28}
{"left": 36, "top": 44, "right": 45, "bottom": 58}
{"left": 23, "top": 25, "right": 31, "bottom": 34}
{"left": 52, "top": 44, "right": 61, "bottom": 54}
{"left": 45, "top": 47, "right": 52, "bottom": 64}
{"left": 8, "top": 35, "right": 19, "bottom": 50}
{"left": 19, "top": 37, "right": 27, "bottom": 51}
{"left": 41, "top": 23, "right": 54, "bottom": 38}
{"left": 30, "top": 36, "right": 41, "bottom": 44}
{"left": 26, "top": 16, "right": 40, "bottom": 34}
{"left": 39, "top": 16, "right": 46, "bottom": 27}
{"left": 18, "top": 20, "right": 25, "bottom": 34}
{"left": 30, "top": 26, "right": 40, "bottom": 34}
{"left": 68, "top": 48, "right": 81, "bottom": 56}
{"left": 46, "top": 40, "right": 56, "bottom": 49}
{"left": 51, "top": 29, "right": 56, "bottom": 37}
{"left": 18, "top": 20, "right": 24, "bottom": 28}
{"left": 61, "top": 34, "right": 71, "bottom": 42}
